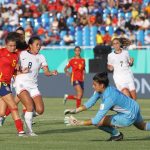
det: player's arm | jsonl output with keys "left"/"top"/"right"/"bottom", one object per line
{"left": 64, "top": 92, "right": 100, "bottom": 115}
{"left": 107, "top": 64, "right": 114, "bottom": 71}
{"left": 129, "top": 57, "right": 134, "bottom": 66}
{"left": 64, "top": 65, "right": 71, "bottom": 77}
{"left": 64, "top": 97, "right": 114, "bottom": 126}
{"left": 42, "top": 66, "right": 58, "bottom": 76}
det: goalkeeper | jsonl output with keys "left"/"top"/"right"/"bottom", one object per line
{"left": 64, "top": 72, "right": 150, "bottom": 141}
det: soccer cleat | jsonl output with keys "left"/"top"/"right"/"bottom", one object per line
{"left": 107, "top": 132, "right": 123, "bottom": 141}
{"left": 0, "top": 116, "right": 6, "bottom": 126}
{"left": 63, "top": 94, "right": 68, "bottom": 105}
{"left": 18, "top": 131, "right": 27, "bottom": 137}
{"left": 26, "top": 132, "right": 38, "bottom": 137}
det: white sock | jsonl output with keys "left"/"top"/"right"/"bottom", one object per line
{"left": 24, "top": 112, "right": 33, "bottom": 133}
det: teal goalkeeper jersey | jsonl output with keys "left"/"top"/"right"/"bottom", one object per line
{"left": 84, "top": 86, "right": 140, "bottom": 125}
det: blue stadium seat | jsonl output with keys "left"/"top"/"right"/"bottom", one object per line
{"left": 103, "top": 8, "right": 111, "bottom": 15}
{"left": 105, "top": 25, "right": 114, "bottom": 36}
{"left": 83, "top": 26, "right": 90, "bottom": 46}
{"left": 67, "top": 17, "right": 74, "bottom": 26}
{"left": 75, "top": 28, "right": 83, "bottom": 46}
{"left": 41, "top": 12, "right": 49, "bottom": 20}
{"left": 125, "top": 12, "right": 132, "bottom": 21}
{"left": 30, "top": 0, "right": 40, "bottom": 3}
{"left": 118, "top": 12, "right": 125, "bottom": 18}
{"left": 90, "top": 26, "right": 98, "bottom": 46}
{"left": 136, "top": 30, "right": 144, "bottom": 45}
{"left": 111, "top": 7, "right": 118, "bottom": 16}
{"left": 60, "top": 31, "right": 67, "bottom": 39}
{"left": 98, "top": 26, "right": 106, "bottom": 35}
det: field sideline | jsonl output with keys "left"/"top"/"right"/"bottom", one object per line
{"left": 0, "top": 98, "right": 150, "bottom": 150}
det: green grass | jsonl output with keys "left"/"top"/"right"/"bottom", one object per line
{"left": 0, "top": 98, "right": 150, "bottom": 150}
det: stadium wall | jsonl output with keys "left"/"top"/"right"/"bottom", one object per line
{"left": 40, "top": 47, "right": 150, "bottom": 73}
{"left": 38, "top": 73, "right": 150, "bottom": 99}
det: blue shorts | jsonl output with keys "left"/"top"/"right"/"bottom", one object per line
{"left": 110, "top": 111, "right": 143, "bottom": 127}
{"left": 73, "top": 80, "right": 84, "bottom": 89}
{"left": 0, "top": 82, "right": 12, "bottom": 97}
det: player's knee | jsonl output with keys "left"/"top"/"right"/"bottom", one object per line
{"left": 36, "top": 108, "right": 44, "bottom": 115}
{"left": 26, "top": 105, "right": 34, "bottom": 112}
{"left": 0, "top": 111, "right": 6, "bottom": 117}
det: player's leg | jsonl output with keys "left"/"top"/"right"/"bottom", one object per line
{"left": 97, "top": 113, "right": 134, "bottom": 141}
{"left": 134, "top": 110, "right": 150, "bottom": 130}
{"left": 74, "top": 83, "right": 83, "bottom": 108}
{"left": 2, "top": 93, "right": 24, "bottom": 135}
{"left": 18, "top": 90, "right": 34, "bottom": 135}
{"left": 0, "top": 99, "right": 7, "bottom": 126}
{"left": 121, "top": 88, "right": 131, "bottom": 98}
{"left": 32, "top": 95, "right": 44, "bottom": 115}
{"left": 128, "top": 81, "right": 137, "bottom": 100}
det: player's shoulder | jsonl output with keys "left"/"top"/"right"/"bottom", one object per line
{"left": 108, "top": 51, "right": 115, "bottom": 57}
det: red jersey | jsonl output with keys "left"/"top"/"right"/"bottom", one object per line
{"left": 66, "top": 57, "right": 85, "bottom": 82}
{"left": 0, "top": 48, "right": 19, "bottom": 84}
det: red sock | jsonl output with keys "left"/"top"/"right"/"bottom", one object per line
{"left": 22, "top": 109, "right": 27, "bottom": 113}
{"left": 76, "top": 99, "right": 81, "bottom": 108}
{"left": 15, "top": 119, "right": 24, "bottom": 133}
{"left": 5, "top": 107, "right": 11, "bottom": 116}
{"left": 67, "top": 95, "right": 76, "bottom": 100}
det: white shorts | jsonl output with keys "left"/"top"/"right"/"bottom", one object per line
{"left": 115, "top": 80, "right": 135, "bottom": 91}
{"left": 15, "top": 79, "right": 41, "bottom": 98}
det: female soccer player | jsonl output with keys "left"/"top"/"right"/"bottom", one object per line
{"left": 107, "top": 38, "right": 136, "bottom": 100}
{"left": 15, "top": 36, "right": 58, "bottom": 136}
{"left": 0, "top": 32, "right": 25, "bottom": 136}
{"left": 64, "top": 46, "right": 85, "bottom": 108}
{"left": 64, "top": 72, "right": 150, "bottom": 141}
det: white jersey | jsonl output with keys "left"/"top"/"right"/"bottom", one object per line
{"left": 16, "top": 51, "right": 48, "bottom": 86}
{"left": 107, "top": 50, "right": 134, "bottom": 84}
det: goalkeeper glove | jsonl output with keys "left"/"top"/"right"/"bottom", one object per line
{"left": 64, "top": 115, "right": 80, "bottom": 126}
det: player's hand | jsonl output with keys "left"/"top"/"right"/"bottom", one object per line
{"left": 64, "top": 115, "right": 79, "bottom": 126}
{"left": 66, "top": 71, "right": 71, "bottom": 77}
{"left": 22, "top": 67, "right": 29, "bottom": 73}
{"left": 51, "top": 70, "right": 58, "bottom": 76}
{"left": 64, "top": 109, "right": 76, "bottom": 115}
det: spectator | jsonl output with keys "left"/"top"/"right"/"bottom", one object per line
{"left": 103, "top": 31, "right": 112, "bottom": 45}
{"left": 96, "top": 31, "right": 103, "bottom": 45}
{"left": 63, "top": 31, "right": 74, "bottom": 45}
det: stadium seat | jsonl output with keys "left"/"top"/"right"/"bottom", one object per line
{"left": 60, "top": 31, "right": 67, "bottom": 39}
{"left": 136, "top": 30, "right": 144, "bottom": 45}
{"left": 111, "top": 7, "right": 118, "bottom": 16}
{"left": 118, "top": 12, "right": 125, "bottom": 18}
{"left": 125, "top": 12, "right": 132, "bottom": 21}
{"left": 75, "top": 29, "right": 83, "bottom": 46}
{"left": 90, "top": 26, "right": 98, "bottom": 46}
{"left": 83, "top": 26, "right": 90, "bottom": 46}
{"left": 105, "top": 26, "right": 114, "bottom": 36}
{"left": 66, "top": 17, "right": 74, "bottom": 26}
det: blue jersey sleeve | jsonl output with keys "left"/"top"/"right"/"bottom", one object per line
{"left": 83, "top": 92, "right": 101, "bottom": 109}
{"left": 91, "top": 96, "right": 114, "bottom": 125}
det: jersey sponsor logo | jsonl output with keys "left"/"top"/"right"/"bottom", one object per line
{"left": 100, "top": 104, "right": 104, "bottom": 110}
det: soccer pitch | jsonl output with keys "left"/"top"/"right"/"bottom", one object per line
{"left": 0, "top": 98, "right": 150, "bottom": 150}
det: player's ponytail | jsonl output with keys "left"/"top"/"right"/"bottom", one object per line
{"left": 93, "top": 72, "right": 109, "bottom": 87}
